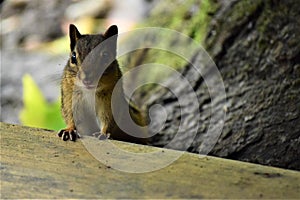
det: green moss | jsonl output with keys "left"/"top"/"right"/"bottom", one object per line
{"left": 144, "top": 0, "right": 215, "bottom": 43}
{"left": 188, "top": 0, "right": 215, "bottom": 43}
{"left": 230, "top": 0, "right": 263, "bottom": 24}
{"left": 123, "top": 0, "right": 217, "bottom": 93}
{"left": 119, "top": 49, "right": 187, "bottom": 92}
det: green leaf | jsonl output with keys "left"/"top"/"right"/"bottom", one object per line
{"left": 19, "top": 74, "right": 65, "bottom": 131}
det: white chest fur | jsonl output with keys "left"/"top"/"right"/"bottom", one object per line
{"left": 72, "top": 87, "right": 101, "bottom": 135}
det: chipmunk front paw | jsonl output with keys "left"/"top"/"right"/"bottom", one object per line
{"left": 92, "top": 132, "right": 110, "bottom": 140}
{"left": 58, "top": 128, "right": 80, "bottom": 141}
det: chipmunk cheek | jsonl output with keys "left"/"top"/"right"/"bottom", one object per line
{"left": 77, "top": 71, "right": 84, "bottom": 80}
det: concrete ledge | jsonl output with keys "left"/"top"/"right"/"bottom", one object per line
{"left": 1, "top": 122, "right": 299, "bottom": 198}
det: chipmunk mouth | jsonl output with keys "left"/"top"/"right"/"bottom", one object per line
{"left": 76, "top": 73, "right": 98, "bottom": 89}
{"left": 75, "top": 79, "right": 97, "bottom": 90}
{"left": 83, "top": 83, "right": 97, "bottom": 89}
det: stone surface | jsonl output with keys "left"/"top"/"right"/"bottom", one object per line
{"left": 1, "top": 122, "right": 299, "bottom": 199}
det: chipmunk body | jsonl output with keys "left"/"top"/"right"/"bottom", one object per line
{"left": 58, "top": 24, "right": 148, "bottom": 144}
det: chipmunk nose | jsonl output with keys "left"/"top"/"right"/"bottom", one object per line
{"left": 83, "top": 78, "right": 92, "bottom": 86}
{"left": 81, "top": 71, "right": 93, "bottom": 84}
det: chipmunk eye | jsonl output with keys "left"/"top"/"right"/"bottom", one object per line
{"left": 71, "top": 52, "right": 77, "bottom": 64}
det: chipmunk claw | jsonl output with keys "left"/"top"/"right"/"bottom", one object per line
{"left": 92, "top": 132, "right": 110, "bottom": 140}
{"left": 58, "top": 128, "right": 80, "bottom": 141}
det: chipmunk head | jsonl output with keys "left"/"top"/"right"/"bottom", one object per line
{"left": 68, "top": 24, "right": 118, "bottom": 89}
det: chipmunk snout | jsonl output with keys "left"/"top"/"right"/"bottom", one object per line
{"left": 78, "top": 71, "right": 97, "bottom": 87}
{"left": 82, "top": 78, "right": 93, "bottom": 86}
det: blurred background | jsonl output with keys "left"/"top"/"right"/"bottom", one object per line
{"left": 1, "top": 0, "right": 210, "bottom": 130}
{"left": 0, "top": 0, "right": 158, "bottom": 129}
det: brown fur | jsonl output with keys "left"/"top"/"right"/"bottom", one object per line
{"left": 58, "top": 24, "right": 148, "bottom": 144}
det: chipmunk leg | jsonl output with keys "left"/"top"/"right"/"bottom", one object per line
{"left": 92, "top": 124, "right": 110, "bottom": 140}
{"left": 58, "top": 125, "right": 80, "bottom": 141}
{"left": 58, "top": 76, "right": 82, "bottom": 141}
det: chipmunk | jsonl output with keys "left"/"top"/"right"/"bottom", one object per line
{"left": 58, "top": 24, "right": 148, "bottom": 144}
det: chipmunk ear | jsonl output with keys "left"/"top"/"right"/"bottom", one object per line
{"left": 103, "top": 25, "right": 118, "bottom": 39}
{"left": 69, "top": 24, "right": 82, "bottom": 50}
